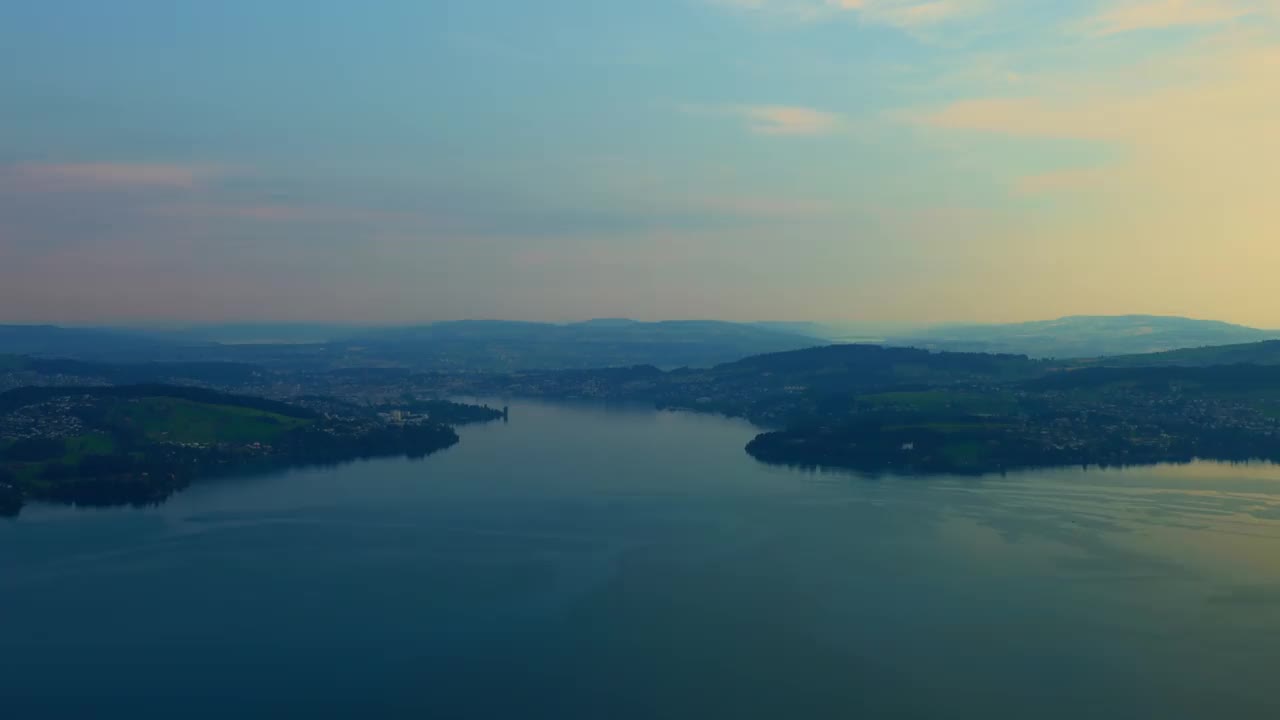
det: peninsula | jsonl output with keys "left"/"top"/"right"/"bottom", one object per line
{"left": 0, "top": 384, "right": 503, "bottom": 516}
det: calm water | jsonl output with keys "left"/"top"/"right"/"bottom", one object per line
{"left": 5, "top": 399, "right": 1280, "bottom": 719}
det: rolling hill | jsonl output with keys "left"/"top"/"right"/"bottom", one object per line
{"left": 1090, "top": 339, "right": 1280, "bottom": 367}
{"left": 0, "top": 325, "right": 186, "bottom": 361}
{"left": 330, "top": 319, "right": 823, "bottom": 370}
{"left": 886, "top": 315, "right": 1279, "bottom": 359}
{"left": 1, "top": 320, "right": 824, "bottom": 371}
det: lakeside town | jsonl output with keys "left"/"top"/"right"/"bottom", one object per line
{"left": 6, "top": 341, "right": 1280, "bottom": 506}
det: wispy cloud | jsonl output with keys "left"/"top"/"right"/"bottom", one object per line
{"left": 742, "top": 105, "right": 841, "bottom": 135}
{"left": 1013, "top": 167, "right": 1116, "bottom": 195}
{"left": 1085, "top": 0, "right": 1256, "bottom": 36}
{"left": 684, "top": 103, "right": 841, "bottom": 135}
{"left": 708, "top": 0, "right": 824, "bottom": 20}
{"left": 711, "top": 0, "right": 989, "bottom": 28}
{"left": 919, "top": 97, "right": 1118, "bottom": 139}
{"left": 3, "top": 163, "right": 217, "bottom": 191}
{"left": 690, "top": 194, "right": 833, "bottom": 217}
{"left": 834, "top": 0, "right": 984, "bottom": 27}
{"left": 912, "top": 26, "right": 1280, "bottom": 293}
{"left": 917, "top": 32, "right": 1280, "bottom": 145}
{"left": 145, "top": 201, "right": 417, "bottom": 225}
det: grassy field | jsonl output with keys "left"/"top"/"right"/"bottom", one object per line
{"left": 4, "top": 433, "right": 118, "bottom": 486}
{"left": 3, "top": 397, "right": 314, "bottom": 489}
{"left": 63, "top": 433, "right": 117, "bottom": 459}
{"left": 940, "top": 441, "right": 984, "bottom": 468}
{"left": 3, "top": 434, "right": 127, "bottom": 465}
{"left": 106, "top": 398, "right": 312, "bottom": 444}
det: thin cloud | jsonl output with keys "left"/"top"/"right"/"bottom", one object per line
{"left": 743, "top": 105, "right": 840, "bottom": 135}
{"left": 4, "top": 163, "right": 217, "bottom": 191}
{"left": 684, "top": 103, "right": 841, "bottom": 136}
{"left": 1014, "top": 167, "right": 1116, "bottom": 195}
{"left": 691, "top": 194, "right": 833, "bottom": 217}
{"left": 913, "top": 30, "right": 1280, "bottom": 254}
{"left": 708, "top": 0, "right": 825, "bottom": 20}
{"left": 711, "top": 0, "right": 989, "bottom": 28}
{"left": 145, "top": 201, "right": 418, "bottom": 225}
{"left": 1086, "top": 0, "right": 1256, "bottom": 36}
{"left": 834, "top": 0, "right": 982, "bottom": 27}
{"left": 918, "top": 97, "right": 1119, "bottom": 139}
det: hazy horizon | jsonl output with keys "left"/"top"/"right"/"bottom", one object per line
{"left": 4, "top": 1, "right": 1278, "bottom": 326}
{"left": 3, "top": 312, "right": 1278, "bottom": 334}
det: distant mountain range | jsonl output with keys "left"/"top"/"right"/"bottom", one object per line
{"left": 0, "top": 325, "right": 182, "bottom": 360}
{"left": 332, "top": 320, "right": 823, "bottom": 371}
{"left": 4, "top": 315, "right": 1279, "bottom": 370}
{"left": 884, "top": 315, "right": 1280, "bottom": 359}
{"left": 130, "top": 323, "right": 371, "bottom": 345}
{"left": 0, "top": 320, "right": 824, "bottom": 371}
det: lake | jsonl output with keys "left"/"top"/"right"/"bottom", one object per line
{"left": 4, "top": 399, "right": 1280, "bottom": 719}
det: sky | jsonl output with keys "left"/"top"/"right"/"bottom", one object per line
{"left": 1, "top": 0, "right": 1278, "bottom": 326}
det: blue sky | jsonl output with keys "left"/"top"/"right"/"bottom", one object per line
{"left": 2, "top": 0, "right": 1278, "bottom": 325}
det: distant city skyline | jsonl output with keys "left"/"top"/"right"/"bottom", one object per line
{"left": 3, "top": 1, "right": 1278, "bottom": 326}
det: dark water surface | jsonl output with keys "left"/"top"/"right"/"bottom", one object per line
{"left": 5, "top": 399, "right": 1280, "bottom": 719}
